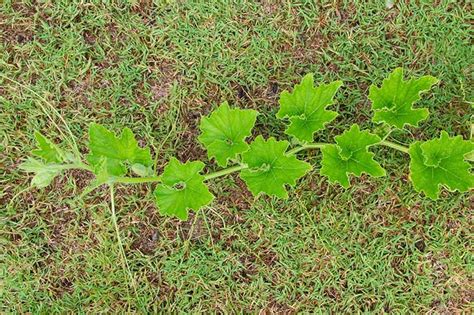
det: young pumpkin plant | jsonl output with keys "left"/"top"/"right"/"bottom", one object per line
{"left": 20, "top": 68, "right": 474, "bottom": 220}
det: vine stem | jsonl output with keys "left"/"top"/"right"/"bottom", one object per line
{"left": 113, "top": 176, "right": 161, "bottom": 184}
{"left": 68, "top": 163, "right": 93, "bottom": 172}
{"left": 109, "top": 185, "right": 139, "bottom": 303}
{"left": 380, "top": 140, "right": 410, "bottom": 154}
{"left": 203, "top": 165, "right": 247, "bottom": 180}
{"left": 285, "top": 143, "right": 328, "bottom": 155}
{"left": 65, "top": 140, "right": 411, "bottom": 186}
{"left": 112, "top": 143, "right": 328, "bottom": 184}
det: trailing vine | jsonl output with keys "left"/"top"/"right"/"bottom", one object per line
{"left": 20, "top": 68, "right": 474, "bottom": 220}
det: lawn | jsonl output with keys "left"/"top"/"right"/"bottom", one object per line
{"left": 1, "top": 0, "right": 472, "bottom": 313}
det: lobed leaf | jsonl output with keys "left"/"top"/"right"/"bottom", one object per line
{"left": 154, "top": 158, "right": 214, "bottom": 220}
{"left": 21, "top": 132, "right": 68, "bottom": 187}
{"left": 92, "top": 157, "right": 112, "bottom": 186}
{"left": 19, "top": 158, "right": 66, "bottom": 188}
{"left": 277, "top": 74, "right": 342, "bottom": 142}
{"left": 369, "top": 68, "right": 439, "bottom": 129}
{"left": 320, "top": 124, "right": 385, "bottom": 187}
{"left": 87, "top": 123, "right": 152, "bottom": 177}
{"left": 32, "top": 131, "right": 63, "bottom": 163}
{"left": 409, "top": 131, "right": 474, "bottom": 199}
{"left": 240, "top": 136, "right": 312, "bottom": 198}
{"left": 198, "top": 102, "right": 258, "bottom": 167}
{"left": 131, "top": 163, "right": 154, "bottom": 177}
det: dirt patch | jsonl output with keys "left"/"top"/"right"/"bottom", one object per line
{"left": 49, "top": 277, "right": 75, "bottom": 299}
{"left": 292, "top": 29, "right": 329, "bottom": 63}
{"left": 146, "top": 271, "right": 180, "bottom": 303}
{"left": 0, "top": 18, "right": 34, "bottom": 45}
{"left": 427, "top": 251, "right": 449, "bottom": 286}
{"left": 177, "top": 213, "right": 207, "bottom": 241}
{"left": 427, "top": 251, "right": 473, "bottom": 313}
{"left": 234, "top": 254, "right": 258, "bottom": 283}
{"left": 131, "top": 225, "right": 159, "bottom": 255}
{"left": 259, "top": 247, "right": 278, "bottom": 267}
{"left": 174, "top": 128, "right": 207, "bottom": 162}
{"left": 150, "top": 80, "right": 170, "bottom": 102}
{"left": 324, "top": 287, "right": 341, "bottom": 301}
{"left": 147, "top": 58, "right": 178, "bottom": 105}
{"left": 106, "top": 22, "right": 128, "bottom": 43}
{"left": 233, "top": 246, "right": 278, "bottom": 284}
{"left": 82, "top": 30, "right": 97, "bottom": 45}
{"left": 95, "top": 52, "right": 120, "bottom": 70}
{"left": 231, "top": 80, "right": 281, "bottom": 109}
{"left": 130, "top": 0, "right": 157, "bottom": 23}
{"left": 47, "top": 205, "right": 76, "bottom": 249}
{"left": 260, "top": 1, "right": 279, "bottom": 15}
{"left": 69, "top": 169, "right": 96, "bottom": 190}
{"left": 67, "top": 78, "right": 92, "bottom": 107}
{"left": 215, "top": 176, "right": 253, "bottom": 211}
{"left": 0, "top": 3, "right": 38, "bottom": 45}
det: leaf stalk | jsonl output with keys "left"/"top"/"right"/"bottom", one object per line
{"left": 379, "top": 140, "right": 410, "bottom": 154}
{"left": 112, "top": 176, "right": 161, "bottom": 184}
{"left": 39, "top": 140, "right": 412, "bottom": 187}
{"left": 204, "top": 164, "right": 248, "bottom": 180}
{"left": 286, "top": 143, "right": 328, "bottom": 155}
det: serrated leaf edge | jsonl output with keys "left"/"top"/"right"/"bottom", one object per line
{"left": 369, "top": 67, "right": 439, "bottom": 129}
{"left": 409, "top": 132, "right": 474, "bottom": 200}
{"left": 198, "top": 102, "right": 258, "bottom": 167}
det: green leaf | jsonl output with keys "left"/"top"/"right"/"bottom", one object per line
{"left": 32, "top": 132, "right": 63, "bottom": 163}
{"left": 87, "top": 123, "right": 152, "bottom": 176}
{"left": 154, "top": 158, "right": 214, "bottom": 220}
{"left": 240, "top": 136, "right": 312, "bottom": 198}
{"left": 409, "top": 131, "right": 474, "bottom": 199}
{"left": 88, "top": 154, "right": 126, "bottom": 177}
{"left": 198, "top": 102, "right": 258, "bottom": 167}
{"left": 19, "top": 158, "right": 66, "bottom": 188}
{"left": 369, "top": 68, "right": 439, "bottom": 129}
{"left": 131, "top": 163, "right": 154, "bottom": 177}
{"left": 466, "top": 151, "right": 474, "bottom": 162}
{"left": 92, "top": 157, "right": 111, "bottom": 186}
{"left": 277, "top": 74, "right": 342, "bottom": 142}
{"left": 320, "top": 124, "right": 386, "bottom": 188}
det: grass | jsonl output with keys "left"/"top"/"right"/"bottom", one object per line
{"left": 1, "top": 0, "right": 472, "bottom": 313}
